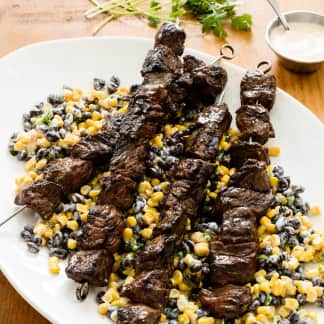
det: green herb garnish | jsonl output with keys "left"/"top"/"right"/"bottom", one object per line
{"left": 258, "top": 254, "right": 268, "bottom": 261}
{"left": 129, "top": 236, "right": 143, "bottom": 252}
{"left": 40, "top": 111, "right": 53, "bottom": 125}
{"left": 85, "top": 0, "right": 252, "bottom": 38}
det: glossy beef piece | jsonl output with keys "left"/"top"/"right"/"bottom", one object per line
{"left": 117, "top": 304, "right": 161, "bottom": 324}
{"left": 154, "top": 22, "right": 186, "bottom": 56}
{"left": 191, "top": 65, "right": 228, "bottom": 105}
{"left": 78, "top": 205, "right": 124, "bottom": 252}
{"left": 99, "top": 174, "right": 137, "bottom": 211}
{"left": 121, "top": 270, "right": 169, "bottom": 309}
{"left": 228, "top": 141, "right": 270, "bottom": 168}
{"left": 220, "top": 207, "right": 257, "bottom": 244}
{"left": 209, "top": 241, "right": 257, "bottom": 285}
{"left": 70, "top": 114, "right": 121, "bottom": 163}
{"left": 214, "top": 186, "right": 274, "bottom": 217}
{"left": 183, "top": 55, "right": 205, "bottom": 73}
{"left": 15, "top": 180, "right": 63, "bottom": 220}
{"left": 136, "top": 234, "right": 177, "bottom": 273}
{"left": 229, "top": 159, "right": 271, "bottom": 192}
{"left": 110, "top": 144, "right": 147, "bottom": 181}
{"left": 236, "top": 104, "right": 275, "bottom": 144}
{"left": 199, "top": 285, "right": 252, "bottom": 319}
{"left": 65, "top": 250, "right": 113, "bottom": 286}
{"left": 43, "top": 157, "right": 93, "bottom": 195}
{"left": 240, "top": 70, "right": 276, "bottom": 110}
{"left": 185, "top": 104, "right": 232, "bottom": 160}
{"left": 172, "top": 158, "right": 214, "bottom": 185}
{"left": 141, "top": 45, "right": 182, "bottom": 76}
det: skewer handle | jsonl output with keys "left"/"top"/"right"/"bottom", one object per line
{"left": 212, "top": 44, "right": 236, "bottom": 65}
{"left": 257, "top": 60, "right": 272, "bottom": 74}
{"left": 0, "top": 206, "right": 26, "bottom": 228}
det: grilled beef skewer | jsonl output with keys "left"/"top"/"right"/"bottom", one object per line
{"left": 200, "top": 63, "right": 277, "bottom": 320}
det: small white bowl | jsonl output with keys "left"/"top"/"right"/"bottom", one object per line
{"left": 266, "top": 10, "right": 324, "bottom": 73}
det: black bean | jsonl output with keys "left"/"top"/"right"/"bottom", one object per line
{"left": 96, "top": 290, "right": 105, "bottom": 304}
{"left": 20, "top": 230, "right": 33, "bottom": 242}
{"left": 195, "top": 309, "right": 209, "bottom": 318}
{"left": 64, "top": 113, "right": 74, "bottom": 127}
{"left": 73, "top": 212, "right": 81, "bottom": 221}
{"left": 178, "top": 259, "right": 186, "bottom": 271}
{"left": 24, "top": 224, "right": 34, "bottom": 233}
{"left": 36, "top": 147, "right": 48, "bottom": 160}
{"left": 167, "top": 298, "right": 177, "bottom": 308}
{"left": 52, "top": 232, "right": 64, "bottom": 247}
{"left": 278, "top": 176, "right": 290, "bottom": 192}
{"left": 71, "top": 193, "right": 85, "bottom": 203}
{"left": 279, "top": 319, "right": 290, "bottom": 324}
{"left": 258, "top": 292, "right": 267, "bottom": 304}
{"left": 287, "top": 237, "right": 299, "bottom": 248}
{"left": 17, "top": 150, "right": 29, "bottom": 161}
{"left": 70, "top": 230, "right": 83, "bottom": 240}
{"left": 48, "top": 94, "right": 64, "bottom": 106}
{"left": 168, "top": 320, "right": 178, "bottom": 324}
{"left": 184, "top": 239, "right": 195, "bottom": 251}
{"left": 312, "top": 277, "right": 323, "bottom": 286}
{"left": 27, "top": 242, "right": 40, "bottom": 254}
{"left": 166, "top": 307, "right": 179, "bottom": 319}
{"left": 76, "top": 282, "right": 89, "bottom": 301}
{"left": 285, "top": 226, "right": 296, "bottom": 236}
{"left": 288, "top": 310, "right": 300, "bottom": 323}
{"left": 108, "top": 75, "right": 120, "bottom": 93}
{"left": 190, "top": 263, "right": 202, "bottom": 273}
{"left": 46, "top": 131, "right": 60, "bottom": 142}
{"left": 49, "top": 248, "right": 69, "bottom": 259}
{"left": 271, "top": 295, "right": 282, "bottom": 306}
{"left": 29, "top": 108, "right": 42, "bottom": 117}
{"left": 63, "top": 203, "right": 76, "bottom": 212}
{"left": 24, "top": 122, "right": 32, "bottom": 131}
{"left": 107, "top": 306, "right": 119, "bottom": 316}
{"left": 33, "top": 234, "right": 43, "bottom": 246}
{"left": 248, "top": 299, "right": 260, "bottom": 311}
{"left": 275, "top": 216, "right": 287, "bottom": 232}
{"left": 93, "top": 78, "right": 106, "bottom": 91}
{"left": 279, "top": 232, "right": 289, "bottom": 248}
{"left": 208, "top": 222, "right": 218, "bottom": 232}
{"left": 201, "top": 265, "right": 210, "bottom": 275}
{"left": 59, "top": 128, "right": 66, "bottom": 139}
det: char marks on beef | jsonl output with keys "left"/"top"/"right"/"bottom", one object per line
{"left": 117, "top": 303, "right": 161, "bottom": 324}
{"left": 220, "top": 207, "right": 257, "bottom": 244}
{"left": 43, "top": 157, "right": 93, "bottom": 195}
{"left": 185, "top": 104, "right": 232, "bottom": 160}
{"left": 228, "top": 141, "right": 270, "bottom": 168}
{"left": 65, "top": 250, "right": 113, "bottom": 286}
{"left": 154, "top": 22, "right": 186, "bottom": 56}
{"left": 135, "top": 234, "right": 177, "bottom": 273}
{"left": 236, "top": 104, "right": 274, "bottom": 144}
{"left": 199, "top": 285, "right": 252, "bottom": 319}
{"left": 77, "top": 205, "right": 124, "bottom": 253}
{"left": 240, "top": 70, "right": 276, "bottom": 110}
{"left": 229, "top": 159, "right": 271, "bottom": 192}
{"left": 121, "top": 269, "right": 169, "bottom": 309}
{"left": 209, "top": 241, "right": 257, "bottom": 285}
{"left": 15, "top": 180, "right": 63, "bottom": 220}
{"left": 214, "top": 186, "right": 274, "bottom": 216}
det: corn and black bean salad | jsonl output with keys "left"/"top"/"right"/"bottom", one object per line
{"left": 9, "top": 76, "right": 324, "bottom": 324}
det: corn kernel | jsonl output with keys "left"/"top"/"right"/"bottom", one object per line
{"left": 255, "top": 314, "right": 268, "bottom": 323}
{"left": 138, "top": 181, "right": 152, "bottom": 197}
{"left": 159, "top": 181, "right": 169, "bottom": 191}
{"left": 123, "top": 228, "right": 133, "bottom": 242}
{"left": 141, "top": 228, "right": 152, "bottom": 239}
{"left": 194, "top": 242, "right": 209, "bottom": 256}
{"left": 151, "top": 134, "right": 164, "bottom": 148}
{"left": 25, "top": 158, "right": 36, "bottom": 171}
{"left": 151, "top": 178, "right": 160, "bottom": 186}
{"left": 191, "top": 232, "right": 206, "bottom": 243}
{"left": 160, "top": 314, "right": 167, "bottom": 322}
{"left": 111, "top": 298, "right": 128, "bottom": 307}
{"left": 171, "top": 270, "right": 183, "bottom": 286}
{"left": 127, "top": 216, "right": 137, "bottom": 227}
{"left": 67, "top": 238, "right": 77, "bottom": 250}
{"left": 198, "top": 317, "right": 215, "bottom": 324}
{"left": 80, "top": 185, "right": 91, "bottom": 195}
{"left": 257, "top": 306, "right": 275, "bottom": 318}
{"left": 178, "top": 313, "right": 190, "bottom": 324}
{"left": 48, "top": 256, "right": 60, "bottom": 274}
{"left": 284, "top": 298, "right": 299, "bottom": 310}
{"left": 310, "top": 205, "right": 321, "bottom": 216}
{"left": 89, "top": 189, "right": 101, "bottom": 198}
{"left": 218, "top": 165, "right": 229, "bottom": 175}
{"left": 270, "top": 176, "right": 279, "bottom": 189}
{"left": 97, "top": 303, "right": 108, "bottom": 315}
{"left": 179, "top": 282, "right": 191, "bottom": 292}
{"left": 36, "top": 158, "right": 47, "bottom": 170}
{"left": 268, "top": 146, "right": 281, "bottom": 157}
{"left": 67, "top": 220, "right": 79, "bottom": 231}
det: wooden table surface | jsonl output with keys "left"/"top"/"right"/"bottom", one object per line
{"left": 0, "top": 0, "right": 323, "bottom": 323}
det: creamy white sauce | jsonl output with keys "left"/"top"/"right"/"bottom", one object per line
{"left": 270, "top": 22, "right": 324, "bottom": 62}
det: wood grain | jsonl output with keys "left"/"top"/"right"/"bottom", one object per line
{"left": 0, "top": 1, "right": 323, "bottom": 323}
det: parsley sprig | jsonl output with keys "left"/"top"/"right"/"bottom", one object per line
{"left": 85, "top": 0, "right": 252, "bottom": 37}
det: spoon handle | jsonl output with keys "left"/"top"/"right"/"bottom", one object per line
{"left": 267, "top": 0, "right": 290, "bottom": 31}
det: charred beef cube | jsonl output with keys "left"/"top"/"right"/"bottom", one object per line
{"left": 100, "top": 174, "right": 137, "bottom": 211}
{"left": 78, "top": 205, "right": 124, "bottom": 253}
{"left": 220, "top": 207, "right": 257, "bottom": 244}
{"left": 229, "top": 159, "right": 271, "bottom": 192}
{"left": 228, "top": 141, "right": 270, "bottom": 168}
{"left": 117, "top": 303, "right": 161, "bottom": 324}
{"left": 191, "top": 65, "right": 228, "bottom": 105}
{"left": 183, "top": 55, "right": 205, "bottom": 73}
{"left": 70, "top": 114, "right": 121, "bottom": 163}
{"left": 121, "top": 270, "right": 169, "bottom": 309}
{"left": 136, "top": 234, "right": 177, "bottom": 273}
{"left": 141, "top": 45, "right": 182, "bottom": 76}
{"left": 236, "top": 104, "right": 275, "bottom": 144}
{"left": 65, "top": 250, "right": 113, "bottom": 286}
{"left": 209, "top": 241, "right": 257, "bottom": 285}
{"left": 199, "top": 285, "right": 252, "bottom": 319}
{"left": 240, "top": 70, "right": 276, "bottom": 110}
{"left": 185, "top": 104, "right": 232, "bottom": 160}
{"left": 43, "top": 157, "right": 93, "bottom": 195}
{"left": 172, "top": 158, "right": 214, "bottom": 185}
{"left": 154, "top": 22, "right": 186, "bottom": 56}
{"left": 15, "top": 180, "right": 63, "bottom": 220}
{"left": 214, "top": 186, "right": 274, "bottom": 217}
{"left": 110, "top": 144, "right": 147, "bottom": 181}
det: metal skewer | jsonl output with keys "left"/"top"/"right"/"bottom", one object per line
{"left": 0, "top": 206, "right": 26, "bottom": 228}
